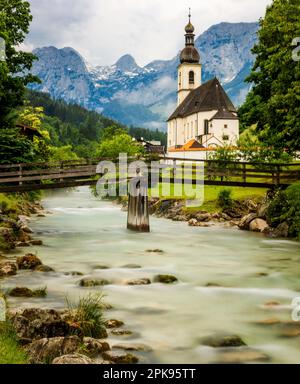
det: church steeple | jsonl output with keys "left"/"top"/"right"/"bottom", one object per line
{"left": 177, "top": 9, "right": 202, "bottom": 105}
{"left": 180, "top": 10, "right": 200, "bottom": 64}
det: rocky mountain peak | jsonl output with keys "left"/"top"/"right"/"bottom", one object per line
{"left": 115, "top": 54, "right": 140, "bottom": 72}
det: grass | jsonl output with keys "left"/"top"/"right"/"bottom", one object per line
{"left": 0, "top": 293, "right": 27, "bottom": 365}
{"left": 149, "top": 183, "right": 267, "bottom": 212}
{"left": 65, "top": 293, "right": 106, "bottom": 338}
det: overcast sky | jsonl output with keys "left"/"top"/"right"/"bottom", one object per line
{"left": 25, "top": 0, "right": 272, "bottom": 67}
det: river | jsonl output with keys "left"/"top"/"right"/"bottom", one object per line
{"left": 3, "top": 187, "right": 300, "bottom": 363}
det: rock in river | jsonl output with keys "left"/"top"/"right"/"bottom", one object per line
{"left": 10, "top": 308, "right": 77, "bottom": 341}
{"left": 154, "top": 275, "right": 178, "bottom": 284}
{"left": 200, "top": 333, "right": 247, "bottom": 348}
{"left": 26, "top": 336, "right": 81, "bottom": 364}
{"left": 53, "top": 353, "right": 93, "bottom": 364}
{"left": 0, "top": 261, "right": 17, "bottom": 277}
{"left": 216, "top": 348, "right": 270, "bottom": 364}
{"left": 105, "top": 319, "right": 124, "bottom": 329}
{"left": 83, "top": 337, "right": 110, "bottom": 356}
{"left": 8, "top": 287, "right": 47, "bottom": 298}
{"left": 102, "top": 351, "right": 139, "bottom": 364}
{"left": 112, "top": 343, "right": 152, "bottom": 352}
{"left": 79, "top": 278, "right": 111, "bottom": 287}
{"left": 35, "top": 265, "right": 55, "bottom": 272}
{"left": 249, "top": 218, "right": 269, "bottom": 233}
{"left": 16, "top": 254, "right": 42, "bottom": 270}
{"left": 126, "top": 278, "right": 151, "bottom": 286}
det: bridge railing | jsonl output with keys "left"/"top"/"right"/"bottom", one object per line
{"left": 0, "top": 156, "right": 299, "bottom": 192}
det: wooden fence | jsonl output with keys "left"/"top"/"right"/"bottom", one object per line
{"left": 0, "top": 156, "right": 299, "bottom": 193}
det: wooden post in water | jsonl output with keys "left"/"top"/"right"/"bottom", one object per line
{"left": 127, "top": 176, "right": 150, "bottom": 233}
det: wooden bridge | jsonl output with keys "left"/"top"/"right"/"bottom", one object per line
{"left": 0, "top": 157, "right": 299, "bottom": 193}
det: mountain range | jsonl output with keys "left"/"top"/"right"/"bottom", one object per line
{"left": 30, "top": 22, "right": 258, "bottom": 130}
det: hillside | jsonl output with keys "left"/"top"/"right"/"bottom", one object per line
{"left": 27, "top": 90, "right": 167, "bottom": 156}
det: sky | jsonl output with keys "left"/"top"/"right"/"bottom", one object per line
{"left": 25, "top": 0, "right": 272, "bottom": 67}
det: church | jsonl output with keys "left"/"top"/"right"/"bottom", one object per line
{"left": 167, "top": 14, "right": 239, "bottom": 158}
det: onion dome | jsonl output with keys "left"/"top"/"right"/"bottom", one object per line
{"left": 180, "top": 9, "right": 200, "bottom": 64}
{"left": 185, "top": 21, "right": 195, "bottom": 34}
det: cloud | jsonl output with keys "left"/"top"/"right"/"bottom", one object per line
{"left": 26, "top": 0, "right": 272, "bottom": 66}
{"left": 113, "top": 76, "right": 177, "bottom": 106}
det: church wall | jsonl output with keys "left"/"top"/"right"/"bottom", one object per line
{"left": 210, "top": 119, "right": 239, "bottom": 146}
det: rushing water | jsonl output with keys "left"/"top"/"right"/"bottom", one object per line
{"left": 3, "top": 187, "right": 300, "bottom": 363}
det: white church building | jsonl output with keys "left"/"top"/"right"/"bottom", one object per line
{"left": 167, "top": 14, "right": 239, "bottom": 159}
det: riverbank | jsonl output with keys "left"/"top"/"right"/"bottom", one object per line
{"left": 0, "top": 193, "right": 47, "bottom": 254}
{"left": 1, "top": 187, "right": 300, "bottom": 364}
{"left": 118, "top": 191, "right": 292, "bottom": 239}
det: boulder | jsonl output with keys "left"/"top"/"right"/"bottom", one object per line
{"left": 272, "top": 222, "right": 289, "bottom": 238}
{"left": 0, "top": 261, "right": 17, "bottom": 277}
{"left": 257, "top": 204, "right": 268, "bottom": 219}
{"left": 65, "top": 271, "right": 84, "bottom": 276}
{"left": 188, "top": 218, "right": 198, "bottom": 227}
{"left": 216, "top": 348, "right": 270, "bottom": 364}
{"left": 238, "top": 213, "right": 257, "bottom": 230}
{"left": 16, "top": 254, "right": 42, "bottom": 270}
{"left": 8, "top": 287, "right": 47, "bottom": 298}
{"left": 20, "top": 225, "right": 33, "bottom": 234}
{"left": 10, "top": 308, "right": 77, "bottom": 341}
{"left": 102, "top": 351, "right": 139, "bottom": 364}
{"left": 16, "top": 241, "right": 31, "bottom": 247}
{"left": 0, "top": 227, "right": 16, "bottom": 249}
{"left": 18, "top": 230, "right": 32, "bottom": 243}
{"left": 200, "top": 333, "right": 247, "bottom": 348}
{"left": 30, "top": 240, "right": 43, "bottom": 246}
{"left": 146, "top": 249, "right": 164, "bottom": 254}
{"left": 126, "top": 278, "right": 151, "bottom": 286}
{"left": 83, "top": 337, "right": 110, "bottom": 356}
{"left": 112, "top": 343, "right": 152, "bottom": 352}
{"left": 221, "top": 213, "right": 232, "bottom": 221}
{"left": 79, "top": 278, "right": 111, "bottom": 287}
{"left": 249, "top": 218, "right": 269, "bottom": 233}
{"left": 52, "top": 353, "right": 93, "bottom": 364}
{"left": 223, "top": 208, "right": 243, "bottom": 219}
{"left": 154, "top": 275, "right": 178, "bottom": 284}
{"left": 35, "top": 265, "right": 55, "bottom": 272}
{"left": 111, "top": 329, "right": 133, "bottom": 336}
{"left": 195, "top": 213, "right": 211, "bottom": 222}
{"left": 26, "top": 336, "right": 81, "bottom": 364}
{"left": 105, "top": 319, "right": 124, "bottom": 329}
{"left": 122, "top": 264, "right": 142, "bottom": 269}
{"left": 245, "top": 199, "right": 258, "bottom": 212}
{"left": 93, "top": 265, "right": 110, "bottom": 270}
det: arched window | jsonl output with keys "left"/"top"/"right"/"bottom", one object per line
{"left": 189, "top": 71, "right": 195, "bottom": 85}
{"left": 179, "top": 72, "right": 182, "bottom": 87}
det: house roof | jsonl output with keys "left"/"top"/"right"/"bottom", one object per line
{"left": 168, "top": 78, "right": 238, "bottom": 121}
{"left": 168, "top": 139, "right": 206, "bottom": 152}
{"left": 16, "top": 124, "right": 43, "bottom": 138}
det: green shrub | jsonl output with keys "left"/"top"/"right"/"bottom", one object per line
{"left": 217, "top": 189, "right": 233, "bottom": 209}
{"left": 266, "top": 183, "right": 300, "bottom": 240}
{"left": 66, "top": 293, "right": 106, "bottom": 338}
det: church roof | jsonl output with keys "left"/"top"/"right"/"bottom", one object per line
{"left": 168, "top": 78, "right": 238, "bottom": 121}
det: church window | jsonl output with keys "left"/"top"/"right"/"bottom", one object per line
{"left": 224, "top": 124, "right": 228, "bottom": 128}
{"left": 179, "top": 72, "right": 182, "bottom": 87}
{"left": 223, "top": 135, "right": 229, "bottom": 141}
{"left": 204, "top": 120, "right": 209, "bottom": 135}
{"left": 189, "top": 71, "right": 195, "bottom": 84}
